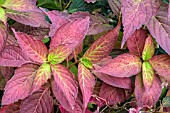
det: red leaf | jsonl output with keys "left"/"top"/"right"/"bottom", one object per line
{"left": 94, "top": 72, "right": 132, "bottom": 89}
{"left": 31, "top": 63, "right": 51, "bottom": 93}
{"left": 50, "top": 17, "right": 90, "bottom": 50}
{"left": 149, "top": 54, "right": 170, "bottom": 79}
{"left": 6, "top": 34, "right": 18, "bottom": 46}
{"left": 95, "top": 53, "right": 142, "bottom": 77}
{"left": 83, "top": 23, "right": 120, "bottom": 63}
{"left": 108, "top": 0, "right": 121, "bottom": 16}
{"left": 2, "top": 64, "right": 39, "bottom": 105}
{"left": 52, "top": 64, "right": 78, "bottom": 111}
{"left": 135, "top": 74, "right": 162, "bottom": 108}
{"left": 13, "top": 29, "right": 48, "bottom": 64}
{"left": 20, "top": 87, "right": 53, "bottom": 113}
{"left": 48, "top": 44, "right": 73, "bottom": 65}
{"left": 121, "top": 0, "right": 160, "bottom": 47}
{"left": 11, "top": 22, "right": 49, "bottom": 40}
{"left": 0, "top": 46, "right": 32, "bottom": 67}
{"left": 6, "top": 10, "right": 49, "bottom": 28}
{"left": 169, "top": 0, "right": 170, "bottom": 18}
{"left": 126, "top": 29, "right": 147, "bottom": 57}
{"left": 84, "top": 0, "right": 97, "bottom": 3}
{"left": 146, "top": 4, "right": 170, "bottom": 55}
{"left": 0, "top": 103, "right": 20, "bottom": 113}
{"left": 99, "top": 83, "right": 127, "bottom": 105}
{"left": 78, "top": 63, "right": 96, "bottom": 109}
{"left": 2, "top": 0, "right": 40, "bottom": 12}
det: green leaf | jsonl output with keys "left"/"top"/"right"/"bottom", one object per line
{"left": 0, "top": 0, "right": 5, "bottom": 6}
{"left": 142, "top": 61, "right": 154, "bottom": 88}
{"left": 42, "top": 37, "right": 50, "bottom": 43}
{"left": 80, "top": 58, "right": 92, "bottom": 69}
{"left": 142, "top": 36, "right": 155, "bottom": 61}
{"left": 163, "top": 96, "right": 170, "bottom": 107}
{"left": 0, "top": 7, "right": 6, "bottom": 24}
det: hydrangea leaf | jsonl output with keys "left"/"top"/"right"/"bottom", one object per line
{"left": 2, "top": 0, "right": 40, "bottom": 12}
{"left": 121, "top": 0, "right": 160, "bottom": 47}
{"left": 99, "top": 83, "right": 128, "bottom": 105}
{"left": 31, "top": 63, "right": 51, "bottom": 93}
{"left": 48, "top": 44, "right": 73, "bottom": 65}
{"left": 142, "top": 62, "right": 154, "bottom": 89}
{"left": 95, "top": 53, "right": 142, "bottom": 77}
{"left": 142, "top": 36, "right": 155, "bottom": 61}
{"left": 0, "top": 7, "right": 7, "bottom": 24}
{"left": 2, "top": 64, "right": 39, "bottom": 105}
{"left": 52, "top": 64, "right": 78, "bottom": 111}
{"left": 80, "top": 58, "right": 93, "bottom": 69}
{"left": 83, "top": 23, "right": 120, "bottom": 63}
{"left": 149, "top": 54, "right": 170, "bottom": 79}
{"left": 78, "top": 63, "right": 95, "bottom": 110}
{"left": 6, "top": 10, "right": 50, "bottom": 28}
{"left": 146, "top": 4, "right": 170, "bottom": 55}
{"left": 13, "top": 29, "right": 48, "bottom": 64}
{"left": 108, "top": 0, "right": 122, "bottom": 16}
{"left": 93, "top": 72, "right": 132, "bottom": 89}
{"left": 126, "top": 29, "right": 147, "bottom": 57}
{"left": 135, "top": 73, "right": 162, "bottom": 108}
{"left": 50, "top": 17, "right": 90, "bottom": 50}
{"left": 0, "top": 46, "right": 32, "bottom": 67}
{"left": 20, "top": 87, "right": 53, "bottom": 113}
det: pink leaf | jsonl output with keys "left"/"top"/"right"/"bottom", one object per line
{"left": 135, "top": 74, "right": 162, "bottom": 108}
{"left": 93, "top": 72, "right": 132, "bottom": 89}
{"left": 31, "top": 63, "right": 51, "bottom": 93}
{"left": 146, "top": 4, "right": 170, "bottom": 55}
{"left": 2, "top": 64, "right": 39, "bottom": 105}
{"left": 78, "top": 63, "right": 96, "bottom": 110}
{"left": 84, "top": 0, "right": 97, "bottom": 3}
{"left": 2, "top": 0, "right": 40, "bottom": 12}
{"left": 13, "top": 29, "right": 48, "bottom": 64}
{"left": 20, "top": 87, "right": 53, "bottom": 113}
{"left": 83, "top": 23, "right": 120, "bottom": 63}
{"left": 95, "top": 53, "right": 142, "bottom": 77}
{"left": 0, "top": 46, "right": 32, "bottom": 67}
{"left": 50, "top": 17, "right": 90, "bottom": 50}
{"left": 0, "top": 23, "right": 7, "bottom": 52}
{"left": 52, "top": 64, "right": 78, "bottom": 111}
{"left": 169, "top": 0, "right": 170, "bottom": 18}
{"left": 126, "top": 29, "right": 147, "bottom": 57}
{"left": 108, "top": 0, "right": 121, "bottom": 16}
{"left": 6, "top": 34, "right": 18, "bottom": 46}
{"left": 149, "top": 54, "right": 170, "bottom": 79}
{"left": 0, "top": 103, "right": 20, "bottom": 113}
{"left": 99, "top": 83, "right": 128, "bottom": 105}
{"left": 121, "top": 0, "right": 160, "bottom": 47}
{"left": 6, "top": 10, "right": 50, "bottom": 28}
{"left": 0, "top": 66, "right": 14, "bottom": 81}
{"left": 43, "top": 10, "right": 69, "bottom": 37}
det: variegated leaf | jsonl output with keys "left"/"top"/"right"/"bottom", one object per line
{"left": 108, "top": 0, "right": 122, "bottom": 16}
{"left": 13, "top": 29, "right": 48, "bottom": 64}
{"left": 149, "top": 54, "right": 170, "bottom": 79}
{"left": 0, "top": 46, "right": 32, "bottom": 67}
{"left": 0, "top": 7, "right": 7, "bottom": 24}
{"left": 95, "top": 53, "right": 142, "bottom": 77}
{"left": 121, "top": 0, "right": 160, "bottom": 47}
{"left": 52, "top": 64, "right": 78, "bottom": 111}
{"left": 0, "top": 23, "right": 6, "bottom": 52}
{"left": 78, "top": 63, "right": 95, "bottom": 109}
{"left": 0, "top": 103, "right": 20, "bottom": 113}
{"left": 83, "top": 23, "right": 120, "bottom": 63}
{"left": 20, "top": 87, "right": 53, "bottom": 113}
{"left": 2, "top": 64, "right": 39, "bottom": 105}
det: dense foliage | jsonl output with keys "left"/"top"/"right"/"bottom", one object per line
{"left": 0, "top": 0, "right": 170, "bottom": 113}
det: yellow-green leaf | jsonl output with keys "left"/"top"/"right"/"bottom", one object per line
{"left": 0, "top": 0, "right": 5, "bottom": 6}
{"left": 80, "top": 58, "right": 92, "bottom": 69}
{"left": 0, "top": 7, "right": 6, "bottom": 24}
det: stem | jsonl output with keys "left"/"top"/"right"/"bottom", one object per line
{"left": 68, "top": 60, "right": 79, "bottom": 69}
